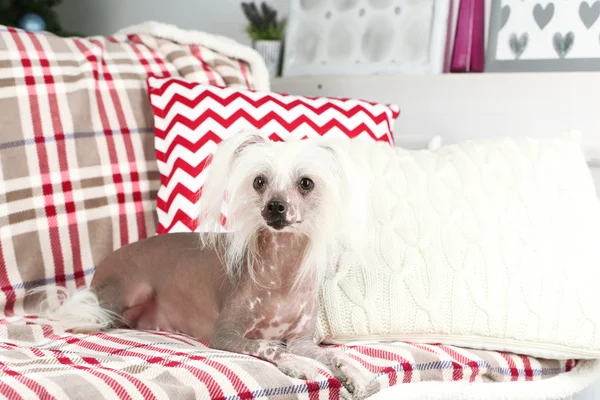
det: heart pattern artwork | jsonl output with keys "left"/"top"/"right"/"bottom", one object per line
{"left": 580, "top": 1, "right": 600, "bottom": 29}
{"left": 500, "top": 5, "right": 511, "bottom": 29}
{"left": 533, "top": 3, "right": 554, "bottom": 29}
{"left": 509, "top": 32, "right": 528, "bottom": 58}
{"left": 496, "top": 1, "right": 600, "bottom": 60}
{"left": 553, "top": 32, "right": 575, "bottom": 58}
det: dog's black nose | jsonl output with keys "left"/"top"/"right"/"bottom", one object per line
{"left": 267, "top": 200, "right": 286, "bottom": 215}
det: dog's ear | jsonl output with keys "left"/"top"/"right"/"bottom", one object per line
{"left": 197, "top": 130, "right": 267, "bottom": 233}
{"left": 233, "top": 130, "right": 267, "bottom": 155}
{"left": 317, "top": 140, "right": 369, "bottom": 255}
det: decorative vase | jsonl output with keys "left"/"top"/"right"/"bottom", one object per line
{"left": 253, "top": 40, "right": 282, "bottom": 78}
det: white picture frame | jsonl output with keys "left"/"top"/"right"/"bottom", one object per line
{"left": 486, "top": 0, "right": 600, "bottom": 72}
{"left": 282, "top": 0, "right": 451, "bottom": 77}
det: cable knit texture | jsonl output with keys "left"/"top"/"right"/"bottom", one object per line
{"left": 316, "top": 133, "right": 600, "bottom": 359}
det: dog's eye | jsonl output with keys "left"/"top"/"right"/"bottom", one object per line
{"left": 299, "top": 177, "right": 314, "bottom": 192}
{"left": 253, "top": 176, "right": 266, "bottom": 191}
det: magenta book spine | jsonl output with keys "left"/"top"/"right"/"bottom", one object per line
{"left": 450, "top": 0, "right": 474, "bottom": 73}
{"left": 443, "top": 0, "right": 456, "bottom": 73}
{"left": 470, "top": 0, "right": 485, "bottom": 72}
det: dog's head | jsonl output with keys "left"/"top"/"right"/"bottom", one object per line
{"left": 197, "top": 130, "right": 367, "bottom": 282}
{"left": 235, "top": 138, "right": 346, "bottom": 235}
{"left": 199, "top": 131, "right": 355, "bottom": 235}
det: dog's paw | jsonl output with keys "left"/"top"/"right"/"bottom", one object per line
{"left": 255, "top": 340, "right": 288, "bottom": 362}
{"left": 277, "top": 357, "right": 319, "bottom": 380}
{"left": 328, "top": 352, "right": 372, "bottom": 398}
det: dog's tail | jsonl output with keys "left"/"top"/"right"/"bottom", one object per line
{"left": 28, "top": 286, "right": 116, "bottom": 333}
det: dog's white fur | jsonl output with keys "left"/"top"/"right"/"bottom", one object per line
{"left": 198, "top": 130, "right": 367, "bottom": 288}
{"left": 28, "top": 286, "right": 117, "bottom": 332}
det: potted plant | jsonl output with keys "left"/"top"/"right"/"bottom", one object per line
{"left": 241, "top": 1, "right": 286, "bottom": 77}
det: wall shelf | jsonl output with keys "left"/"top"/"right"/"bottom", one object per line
{"left": 272, "top": 71, "right": 600, "bottom": 151}
{"left": 273, "top": 71, "right": 600, "bottom": 93}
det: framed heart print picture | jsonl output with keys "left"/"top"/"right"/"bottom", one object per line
{"left": 486, "top": 0, "right": 600, "bottom": 71}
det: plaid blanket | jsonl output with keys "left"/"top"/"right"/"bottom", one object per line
{"left": 0, "top": 24, "right": 257, "bottom": 316}
{"left": 0, "top": 316, "right": 578, "bottom": 399}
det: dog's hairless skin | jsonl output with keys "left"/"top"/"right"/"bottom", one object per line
{"left": 90, "top": 230, "right": 367, "bottom": 392}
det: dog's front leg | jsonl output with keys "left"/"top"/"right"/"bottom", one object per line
{"left": 210, "top": 328, "right": 319, "bottom": 380}
{"left": 287, "top": 337, "right": 372, "bottom": 397}
{"left": 210, "top": 327, "right": 286, "bottom": 362}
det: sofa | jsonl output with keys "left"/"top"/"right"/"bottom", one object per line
{"left": 0, "top": 22, "right": 598, "bottom": 400}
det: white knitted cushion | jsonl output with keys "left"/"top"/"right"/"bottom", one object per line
{"left": 317, "top": 133, "right": 600, "bottom": 359}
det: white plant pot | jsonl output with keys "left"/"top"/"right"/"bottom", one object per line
{"left": 253, "top": 40, "right": 282, "bottom": 78}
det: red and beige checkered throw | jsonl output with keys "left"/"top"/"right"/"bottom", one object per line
{"left": 0, "top": 25, "right": 257, "bottom": 316}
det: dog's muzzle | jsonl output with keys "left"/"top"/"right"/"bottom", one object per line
{"left": 262, "top": 200, "right": 290, "bottom": 230}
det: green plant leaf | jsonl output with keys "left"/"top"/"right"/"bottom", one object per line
{"left": 241, "top": 1, "right": 285, "bottom": 41}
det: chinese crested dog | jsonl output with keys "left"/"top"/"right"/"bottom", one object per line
{"left": 32, "top": 131, "right": 371, "bottom": 395}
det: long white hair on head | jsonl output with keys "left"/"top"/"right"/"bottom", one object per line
{"left": 197, "top": 130, "right": 270, "bottom": 281}
{"left": 293, "top": 137, "right": 369, "bottom": 287}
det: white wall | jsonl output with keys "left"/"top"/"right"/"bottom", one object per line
{"left": 57, "top": 0, "right": 289, "bottom": 45}
{"left": 56, "top": 0, "right": 497, "bottom": 49}
{"left": 57, "top": 0, "right": 494, "bottom": 46}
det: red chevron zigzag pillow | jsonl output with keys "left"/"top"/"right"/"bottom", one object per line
{"left": 147, "top": 76, "right": 400, "bottom": 233}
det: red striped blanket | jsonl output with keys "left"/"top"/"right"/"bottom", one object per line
{"left": 0, "top": 316, "right": 577, "bottom": 399}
